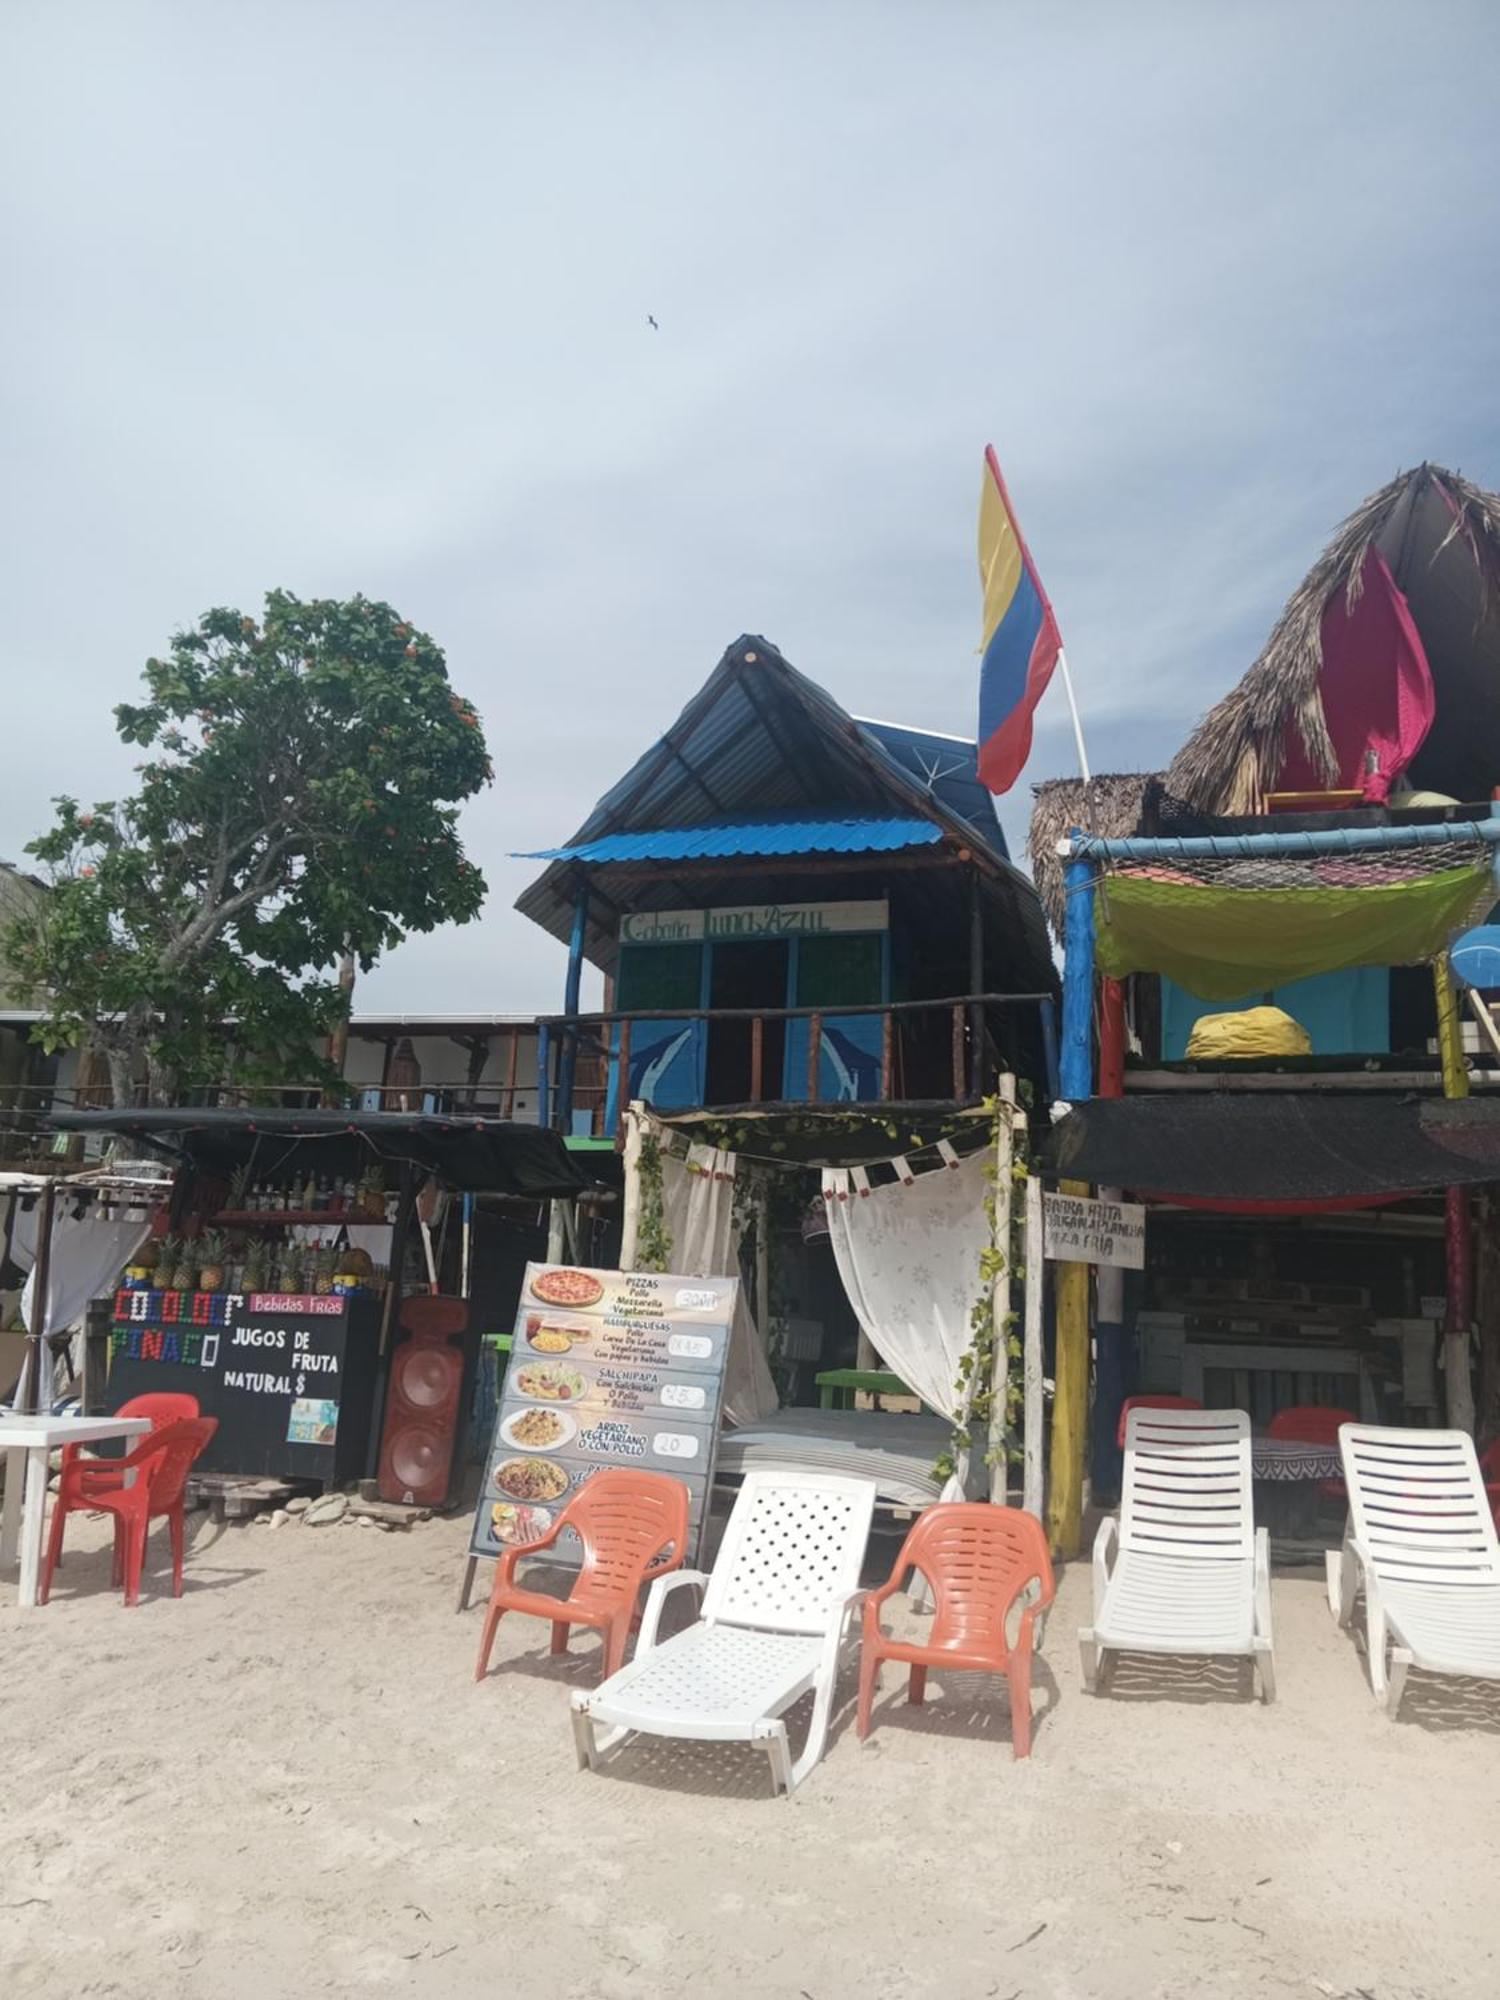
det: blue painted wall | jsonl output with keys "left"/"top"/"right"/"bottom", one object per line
{"left": 1162, "top": 965, "right": 1391, "bottom": 1060}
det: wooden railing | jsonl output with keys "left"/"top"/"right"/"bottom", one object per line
{"left": 535, "top": 991, "right": 1057, "bottom": 1134}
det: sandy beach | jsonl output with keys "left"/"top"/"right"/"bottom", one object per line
{"left": 2, "top": 1502, "right": 1498, "bottom": 2000}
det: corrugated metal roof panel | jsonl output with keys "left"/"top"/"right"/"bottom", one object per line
{"left": 854, "top": 719, "right": 1009, "bottom": 859}
{"left": 519, "top": 816, "right": 944, "bottom": 864}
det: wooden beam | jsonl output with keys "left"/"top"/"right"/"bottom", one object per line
{"left": 1022, "top": 1173, "right": 1045, "bottom": 1520}
{"left": 1047, "top": 1179, "right": 1090, "bottom": 1558}
{"left": 987, "top": 1074, "right": 1017, "bottom": 1504}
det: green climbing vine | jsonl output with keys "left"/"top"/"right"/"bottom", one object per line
{"left": 932, "top": 1092, "right": 1029, "bottom": 1486}
{"left": 634, "top": 1130, "right": 672, "bottom": 1272}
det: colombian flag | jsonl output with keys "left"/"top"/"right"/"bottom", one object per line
{"left": 976, "top": 446, "right": 1063, "bottom": 795}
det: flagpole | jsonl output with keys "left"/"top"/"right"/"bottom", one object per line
{"left": 1056, "top": 647, "right": 1092, "bottom": 785}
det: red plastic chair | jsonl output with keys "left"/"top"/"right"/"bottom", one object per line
{"left": 41, "top": 1417, "right": 218, "bottom": 1607}
{"left": 474, "top": 1468, "right": 690, "bottom": 1684}
{"left": 1269, "top": 1403, "right": 1359, "bottom": 1501}
{"left": 58, "top": 1393, "right": 202, "bottom": 1493}
{"left": 1116, "top": 1394, "right": 1203, "bottom": 1450}
{"left": 858, "top": 1504, "right": 1056, "bottom": 1759}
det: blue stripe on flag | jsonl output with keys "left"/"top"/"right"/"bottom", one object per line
{"left": 978, "top": 563, "right": 1046, "bottom": 747}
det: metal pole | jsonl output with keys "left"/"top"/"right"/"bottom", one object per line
{"left": 22, "top": 1180, "right": 57, "bottom": 1416}
{"left": 1056, "top": 648, "right": 1092, "bottom": 786}
{"left": 1060, "top": 846, "right": 1096, "bottom": 1101}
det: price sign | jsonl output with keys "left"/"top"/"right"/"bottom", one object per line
{"left": 469, "top": 1262, "right": 736, "bottom": 1569}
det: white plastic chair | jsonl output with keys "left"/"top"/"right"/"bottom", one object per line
{"left": 1326, "top": 1423, "right": 1500, "bottom": 1716}
{"left": 1080, "top": 1406, "right": 1274, "bottom": 1701}
{"left": 570, "top": 1468, "right": 876, "bottom": 1794}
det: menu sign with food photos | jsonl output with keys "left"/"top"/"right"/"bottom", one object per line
{"left": 468, "top": 1262, "right": 737, "bottom": 1570}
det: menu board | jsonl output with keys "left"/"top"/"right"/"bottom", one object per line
{"left": 105, "top": 1287, "right": 381, "bottom": 1484}
{"left": 469, "top": 1262, "right": 736, "bottom": 1569}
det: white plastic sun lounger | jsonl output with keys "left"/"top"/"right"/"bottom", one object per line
{"left": 1080, "top": 1406, "right": 1274, "bottom": 1702}
{"left": 570, "top": 1468, "right": 876, "bottom": 1794}
{"left": 1326, "top": 1423, "right": 1500, "bottom": 1716}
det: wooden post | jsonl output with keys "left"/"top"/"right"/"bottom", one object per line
{"left": 951, "top": 1003, "right": 965, "bottom": 1099}
{"left": 750, "top": 1016, "right": 764, "bottom": 1104}
{"left": 880, "top": 1007, "right": 894, "bottom": 1100}
{"left": 1060, "top": 849, "right": 1096, "bottom": 1101}
{"left": 556, "top": 878, "right": 590, "bottom": 1132}
{"left": 807, "top": 1013, "right": 822, "bottom": 1102}
{"left": 1047, "top": 1180, "right": 1090, "bottom": 1557}
{"left": 365, "top": 1160, "right": 416, "bottom": 1478}
{"left": 504, "top": 1025, "right": 520, "bottom": 1117}
{"left": 988, "top": 1074, "right": 1017, "bottom": 1504}
{"left": 615, "top": 1019, "right": 632, "bottom": 1140}
{"left": 1098, "top": 976, "right": 1126, "bottom": 1100}
{"left": 618, "top": 1106, "right": 643, "bottom": 1267}
{"left": 968, "top": 867, "right": 985, "bottom": 1096}
{"left": 1022, "top": 1173, "right": 1045, "bottom": 1521}
{"left": 1434, "top": 951, "right": 1477, "bottom": 1432}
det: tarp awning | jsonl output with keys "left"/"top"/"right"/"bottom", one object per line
{"left": 1045, "top": 1093, "right": 1500, "bottom": 1201}
{"left": 45, "top": 1109, "right": 588, "bottom": 1199}
{"left": 1094, "top": 863, "right": 1490, "bottom": 999}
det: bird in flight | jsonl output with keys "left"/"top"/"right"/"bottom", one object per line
{"left": 647, "top": 314, "right": 659, "bottom": 331}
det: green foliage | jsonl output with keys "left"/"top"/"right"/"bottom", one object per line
{"left": 634, "top": 1133, "right": 672, "bottom": 1272}
{"left": 6, "top": 592, "right": 492, "bottom": 1101}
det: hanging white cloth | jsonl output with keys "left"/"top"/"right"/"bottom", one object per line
{"left": 821, "top": 1147, "right": 991, "bottom": 1502}
{"left": 621, "top": 1119, "right": 778, "bottom": 1426}
{"left": 12, "top": 1203, "right": 153, "bottom": 1337}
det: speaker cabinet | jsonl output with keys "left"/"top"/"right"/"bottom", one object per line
{"left": 378, "top": 1294, "right": 470, "bottom": 1507}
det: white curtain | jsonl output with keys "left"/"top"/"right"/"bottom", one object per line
{"left": 12, "top": 1203, "right": 154, "bottom": 1337}
{"left": 621, "top": 1119, "right": 779, "bottom": 1426}
{"left": 821, "top": 1148, "right": 991, "bottom": 1501}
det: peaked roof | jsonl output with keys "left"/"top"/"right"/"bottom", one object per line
{"left": 515, "top": 635, "right": 1053, "bottom": 981}
{"left": 1168, "top": 463, "right": 1500, "bottom": 813}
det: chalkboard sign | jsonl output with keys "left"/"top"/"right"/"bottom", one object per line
{"left": 468, "top": 1262, "right": 736, "bottom": 1568}
{"left": 105, "top": 1288, "right": 382, "bottom": 1484}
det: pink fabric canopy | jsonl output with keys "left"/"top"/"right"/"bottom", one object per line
{"left": 1278, "top": 547, "right": 1434, "bottom": 802}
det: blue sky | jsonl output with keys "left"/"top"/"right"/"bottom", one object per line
{"left": 5, "top": 1, "right": 1498, "bottom": 1010}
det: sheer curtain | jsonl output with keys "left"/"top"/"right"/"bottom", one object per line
{"left": 11, "top": 1202, "right": 154, "bottom": 1338}
{"left": 821, "top": 1148, "right": 990, "bottom": 1501}
{"left": 620, "top": 1116, "right": 778, "bottom": 1426}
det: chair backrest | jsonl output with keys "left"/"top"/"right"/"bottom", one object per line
{"left": 1339, "top": 1423, "right": 1500, "bottom": 1587}
{"left": 118, "top": 1393, "right": 202, "bottom": 1431}
{"left": 140, "top": 1417, "right": 219, "bottom": 1514}
{"left": 897, "top": 1503, "right": 1053, "bottom": 1650}
{"left": 703, "top": 1469, "right": 876, "bottom": 1636}
{"left": 563, "top": 1469, "right": 690, "bottom": 1598}
{"left": 1120, "top": 1406, "right": 1254, "bottom": 1561}
{"left": 1268, "top": 1404, "right": 1358, "bottom": 1447}
{"left": 1478, "top": 1437, "right": 1500, "bottom": 1483}
{"left": 1117, "top": 1393, "right": 1203, "bottom": 1449}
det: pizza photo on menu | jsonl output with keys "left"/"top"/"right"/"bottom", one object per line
{"left": 530, "top": 1267, "right": 605, "bottom": 1309}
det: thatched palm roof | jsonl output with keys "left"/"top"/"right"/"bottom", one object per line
{"left": 1167, "top": 463, "right": 1500, "bottom": 814}
{"left": 1028, "top": 773, "right": 1155, "bottom": 937}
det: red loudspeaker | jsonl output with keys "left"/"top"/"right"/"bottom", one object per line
{"left": 378, "top": 1294, "right": 470, "bottom": 1507}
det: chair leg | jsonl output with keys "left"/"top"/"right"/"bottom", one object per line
{"left": 1254, "top": 1639, "right": 1276, "bottom": 1705}
{"left": 570, "top": 1700, "right": 598, "bottom": 1771}
{"left": 111, "top": 1521, "right": 124, "bottom": 1590}
{"left": 169, "top": 1507, "right": 185, "bottom": 1597}
{"left": 1079, "top": 1629, "right": 1102, "bottom": 1693}
{"left": 124, "top": 1513, "right": 147, "bottom": 1608}
{"left": 856, "top": 1653, "right": 879, "bottom": 1740}
{"left": 602, "top": 1615, "right": 629, "bottom": 1681}
{"left": 1007, "top": 1651, "right": 1034, "bottom": 1758}
{"left": 550, "top": 1620, "right": 571, "bottom": 1657}
{"left": 40, "top": 1497, "right": 68, "bottom": 1606}
{"left": 473, "top": 1603, "right": 504, "bottom": 1682}
{"left": 907, "top": 1663, "right": 928, "bottom": 1707}
{"left": 757, "top": 1719, "right": 795, "bottom": 1794}
{"left": 1385, "top": 1646, "right": 1412, "bottom": 1719}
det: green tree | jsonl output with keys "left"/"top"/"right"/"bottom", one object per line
{"left": 7, "top": 591, "right": 492, "bottom": 1104}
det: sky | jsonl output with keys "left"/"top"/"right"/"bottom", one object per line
{"left": 5, "top": 1, "right": 1499, "bottom": 1019}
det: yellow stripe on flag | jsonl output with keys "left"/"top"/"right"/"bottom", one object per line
{"left": 978, "top": 468, "right": 1023, "bottom": 647}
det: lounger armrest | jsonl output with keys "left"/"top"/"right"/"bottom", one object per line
{"left": 818, "top": 1589, "right": 868, "bottom": 1674}
{"left": 1091, "top": 1515, "right": 1119, "bottom": 1619}
{"left": 636, "top": 1569, "right": 709, "bottom": 1657}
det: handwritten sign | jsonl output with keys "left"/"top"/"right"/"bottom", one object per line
{"left": 469, "top": 1262, "right": 736, "bottom": 1569}
{"left": 620, "top": 900, "right": 888, "bottom": 945}
{"left": 1043, "top": 1193, "right": 1146, "bottom": 1271}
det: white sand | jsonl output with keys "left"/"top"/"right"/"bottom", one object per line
{"left": 3, "top": 1502, "right": 1499, "bottom": 1999}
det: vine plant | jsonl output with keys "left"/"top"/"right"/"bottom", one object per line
{"left": 634, "top": 1129, "right": 672, "bottom": 1272}
{"left": 933, "top": 1091, "right": 1030, "bottom": 1487}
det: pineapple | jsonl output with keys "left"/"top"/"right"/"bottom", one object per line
{"left": 276, "top": 1252, "right": 303, "bottom": 1296}
{"left": 226, "top": 1162, "right": 253, "bottom": 1213}
{"left": 313, "top": 1246, "right": 337, "bottom": 1296}
{"left": 154, "top": 1235, "right": 180, "bottom": 1292}
{"left": 243, "top": 1240, "right": 270, "bottom": 1296}
{"left": 358, "top": 1165, "right": 386, "bottom": 1219}
{"left": 196, "top": 1231, "right": 227, "bottom": 1293}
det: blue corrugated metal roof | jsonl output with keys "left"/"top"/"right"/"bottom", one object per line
{"left": 854, "top": 719, "right": 1009, "bottom": 860}
{"left": 519, "top": 815, "right": 944, "bottom": 864}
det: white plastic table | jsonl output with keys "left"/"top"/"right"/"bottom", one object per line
{"left": 0, "top": 1414, "right": 151, "bottom": 1609}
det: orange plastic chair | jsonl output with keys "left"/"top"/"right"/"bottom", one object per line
{"left": 857, "top": 1503, "right": 1056, "bottom": 1759}
{"left": 41, "top": 1416, "right": 218, "bottom": 1607}
{"left": 474, "top": 1468, "right": 690, "bottom": 1684}
{"left": 1269, "top": 1403, "right": 1359, "bottom": 1500}
{"left": 1116, "top": 1393, "right": 1203, "bottom": 1449}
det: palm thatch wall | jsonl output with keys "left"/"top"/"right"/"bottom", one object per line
{"left": 1167, "top": 463, "right": 1500, "bottom": 814}
{"left": 1028, "top": 773, "right": 1155, "bottom": 939}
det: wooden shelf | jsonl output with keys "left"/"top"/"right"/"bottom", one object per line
{"left": 212, "top": 1209, "right": 390, "bottom": 1227}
